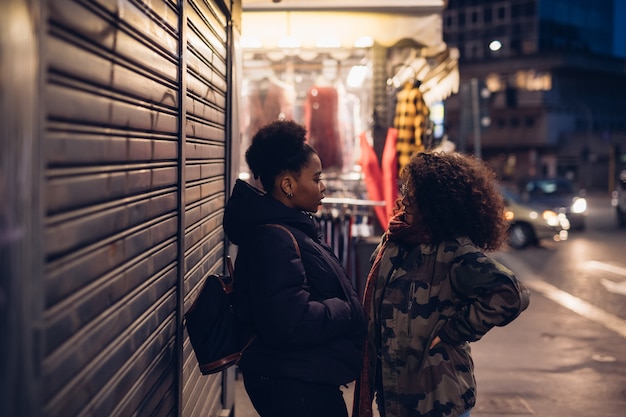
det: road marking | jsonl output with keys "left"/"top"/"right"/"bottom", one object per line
{"left": 583, "top": 260, "right": 626, "bottom": 295}
{"left": 591, "top": 353, "right": 617, "bottom": 363}
{"left": 524, "top": 278, "right": 626, "bottom": 339}
{"left": 600, "top": 279, "right": 626, "bottom": 295}
{"left": 497, "top": 253, "right": 626, "bottom": 339}
{"left": 583, "top": 260, "right": 626, "bottom": 277}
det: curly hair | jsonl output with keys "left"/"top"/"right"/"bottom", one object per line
{"left": 399, "top": 151, "right": 508, "bottom": 251}
{"left": 245, "top": 120, "right": 317, "bottom": 192}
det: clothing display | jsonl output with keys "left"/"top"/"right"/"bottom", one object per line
{"left": 244, "top": 77, "right": 295, "bottom": 138}
{"left": 317, "top": 213, "right": 353, "bottom": 277}
{"left": 242, "top": 77, "right": 296, "bottom": 189}
{"left": 337, "top": 89, "right": 362, "bottom": 172}
{"left": 381, "top": 128, "right": 399, "bottom": 225}
{"left": 393, "top": 83, "right": 430, "bottom": 174}
{"left": 358, "top": 132, "right": 386, "bottom": 230}
{"left": 305, "top": 86, "right": 344, "bottom": 171}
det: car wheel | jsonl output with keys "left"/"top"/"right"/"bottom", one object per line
{"left": 508, "top": 223, "right": 535, "bottom": 249}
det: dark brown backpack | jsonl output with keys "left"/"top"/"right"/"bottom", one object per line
{"left": 184, "top": 224, "right": 299, "bottom": 375}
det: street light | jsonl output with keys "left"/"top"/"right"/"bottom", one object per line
{"left": 489, "top": 40, "right": 502, "bottom": 51}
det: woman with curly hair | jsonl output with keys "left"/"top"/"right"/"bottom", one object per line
{"left": 354, "top": 151, "right": 530, "bottom": 417}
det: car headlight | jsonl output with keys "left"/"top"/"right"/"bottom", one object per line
{"left": 571, "top": 197, "right": 587, "bottom": 214}
{"left": 542, "top": 210, "right": 561, "bottom": 226}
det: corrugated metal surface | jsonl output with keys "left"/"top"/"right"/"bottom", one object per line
{"left": 182, "top": 0, "right": 230, "bottom": 416}
{"left": 39, "top": 0, "right": 231, "bottom": 415}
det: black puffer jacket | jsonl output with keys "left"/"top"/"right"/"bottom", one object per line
{"left": 223, "top": 180, "right": 367, "bottom": 385}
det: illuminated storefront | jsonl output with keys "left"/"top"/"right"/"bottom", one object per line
{"left": 238, "top": 7, "right": 459, "bottom": 183}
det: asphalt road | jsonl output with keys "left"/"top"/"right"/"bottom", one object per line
{"left": 474, "top": 192, "right": 626, "bottom": 416}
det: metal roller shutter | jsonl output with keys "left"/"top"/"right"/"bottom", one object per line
{"left": 39, "top": 0, "right": 231, "bottom": 416}
{"left": 181, "top": 1, "right": 231, "bottom": 416}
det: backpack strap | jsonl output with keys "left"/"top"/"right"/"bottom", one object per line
{"left": 263, "top": 224, "right": 301, "bottom": 257}
{"left": 232, "top": 224, "right": 299, "bottom": 362}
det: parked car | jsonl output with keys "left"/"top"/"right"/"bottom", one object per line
{"left": 520, "top": 177, "right": 587, "bottom": 230}
{"left": 612, "top": 170, "right": 626, "bottom": 228}
{"left": 502, "top": 187, "right": 569, "bottom": 249}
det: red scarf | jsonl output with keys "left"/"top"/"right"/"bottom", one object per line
{"left": 353, "top": 214, "right": 430, "bottom": 417}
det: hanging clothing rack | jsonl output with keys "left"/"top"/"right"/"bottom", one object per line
{"left": 388, "top": 47, "right": 460, "bottom": 106}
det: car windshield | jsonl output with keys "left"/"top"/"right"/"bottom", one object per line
{"left": 526, "top": 179, "right": 575, "bottom": 197}
{"left": 501, "top": 187, "right": 522, "bottom": 203}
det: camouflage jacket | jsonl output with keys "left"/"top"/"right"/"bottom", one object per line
{"left": 365, "top": 236, "right": 530, "bottom": 417}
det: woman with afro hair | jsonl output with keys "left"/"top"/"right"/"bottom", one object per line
{"left": 354, "top": 151, "right": 530, "bottom": 417}
{"left": 223, "top": 120, "right": 367, "bottom": 417}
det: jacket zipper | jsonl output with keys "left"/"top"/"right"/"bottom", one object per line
{"left": 407, "top": 280, "right": 415, "bottom": 336}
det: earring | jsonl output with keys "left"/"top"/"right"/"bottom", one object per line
{"left": 287, "top": 192, "right": 294, "bottom": 199}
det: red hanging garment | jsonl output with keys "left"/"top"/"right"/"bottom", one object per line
{"left": 382, "top": 127, "right": 399, "bottom": 226}
{"left": 304, "top": 86, "right": 343, "bottom": 171}
{"left": 358, "top": 131, "right": 386, "bottom": 230}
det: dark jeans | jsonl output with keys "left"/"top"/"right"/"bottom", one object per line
{"left": 242, "top": 373, "right": 348, "bottom": 417}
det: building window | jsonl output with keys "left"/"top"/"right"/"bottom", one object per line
{"left": 467, "top": 6, "right": 481, "bottom": 27}
{"left": 496, "top": 5, "right": 508, "bottom": 22}
{"left": 511, "top": 38, "right": 522, "bottom": 55}
{"left": 465, "top": 41, "right": 483, "bottom": 60}
{"left": 445, "top": 14, "right": 454, "bottom": 29}
{"left": 458, "top": 11, "right": 466, "bottom": 28}
{"left": 525, "top": 116, "right": 535, "bottom": 127}
{"left": 484, "top": 7, "right": 492, "bottom": 24}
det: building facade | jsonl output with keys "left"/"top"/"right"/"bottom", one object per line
{"left": 442, "top": 0, "right": 626, "bottom": 191}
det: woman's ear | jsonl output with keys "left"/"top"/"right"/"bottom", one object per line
{"left": 278, "top": 174, "right": 295, "bottom": 198}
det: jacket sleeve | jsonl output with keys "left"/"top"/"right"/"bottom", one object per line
{"left": 246, "top": 228, "right": 354, "bottom": 348}
{"left": 438, "top": 251, "right": 531, "bottom": 344}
